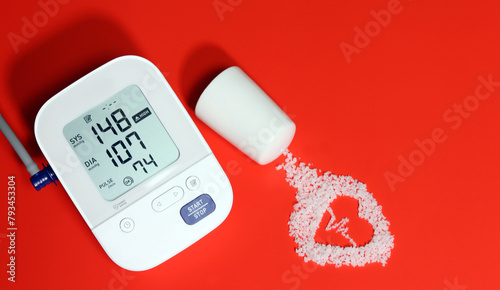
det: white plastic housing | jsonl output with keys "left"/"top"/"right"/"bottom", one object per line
{"left": 195, "top": 67, "right": 296, "bottom": 165}
{"left": 34, "top": 56, "right": 233, "bottom": 271}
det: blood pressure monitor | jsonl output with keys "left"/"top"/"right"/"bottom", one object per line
{"left": 34, "top": 56, "right": 233, "bottom": 271}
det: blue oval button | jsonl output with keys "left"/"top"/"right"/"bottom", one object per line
{"left": 180, "top": 194, "right": 216, "bottom": 225}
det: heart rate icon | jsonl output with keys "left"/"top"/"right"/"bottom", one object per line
{"left": 277, "top": 151, "right": 394, "bottom": 267}
{"left": 315, "top": 197, "right": 374, "bottom": 248}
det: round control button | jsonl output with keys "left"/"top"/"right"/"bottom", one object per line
{"left": 186, "top": 176, "right": 200, "bottom": 191}
{"left": 120, "top": 218, "right": 135, "bottom": 233}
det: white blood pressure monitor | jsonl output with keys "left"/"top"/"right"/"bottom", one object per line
{"left": 34, "top": 56, "right": 233, "bottom": 271}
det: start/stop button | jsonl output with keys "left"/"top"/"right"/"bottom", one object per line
{"left": 180, "top": 194, "right": 216, "bottom": 225}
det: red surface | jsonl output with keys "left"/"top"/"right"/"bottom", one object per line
{"left": 1, "top": 0, "right": 499, "bottom": 289}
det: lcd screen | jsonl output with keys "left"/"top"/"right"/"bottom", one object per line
{"left": 63, "top": 85, "right": 179, "bottom": 201}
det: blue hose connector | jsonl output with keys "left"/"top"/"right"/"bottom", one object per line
{"left": 30, "top": 164, "right": 58, "bottom": 191}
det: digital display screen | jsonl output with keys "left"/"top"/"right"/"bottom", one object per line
{"left": 63, "top": 85, "right": 179, "bottom": 201}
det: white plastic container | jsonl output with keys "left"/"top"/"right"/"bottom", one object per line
{"left": 195, "top": 66, "right": 295, "bottom": 165}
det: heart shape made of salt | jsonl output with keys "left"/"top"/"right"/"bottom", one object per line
{"left": 277, "top": 151, "right": 394, "bottom": 267}
{"left": 314, "top": 197, "right": 374, "bottom": 248}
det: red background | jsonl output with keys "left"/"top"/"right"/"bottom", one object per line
{"left": 1, "top": 0, "right": 499, "bottom": 289}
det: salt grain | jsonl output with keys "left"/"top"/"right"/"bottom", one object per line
{"left": 277, "top": 150, "right": 394, "bottom": 267}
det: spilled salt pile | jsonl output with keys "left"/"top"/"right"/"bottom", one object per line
{"left": 276, "top": 150, "right": 395, "bottom": 267}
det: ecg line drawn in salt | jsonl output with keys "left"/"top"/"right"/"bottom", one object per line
{"left": 325, "top": 207, "right": 357, "bottom": 247}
